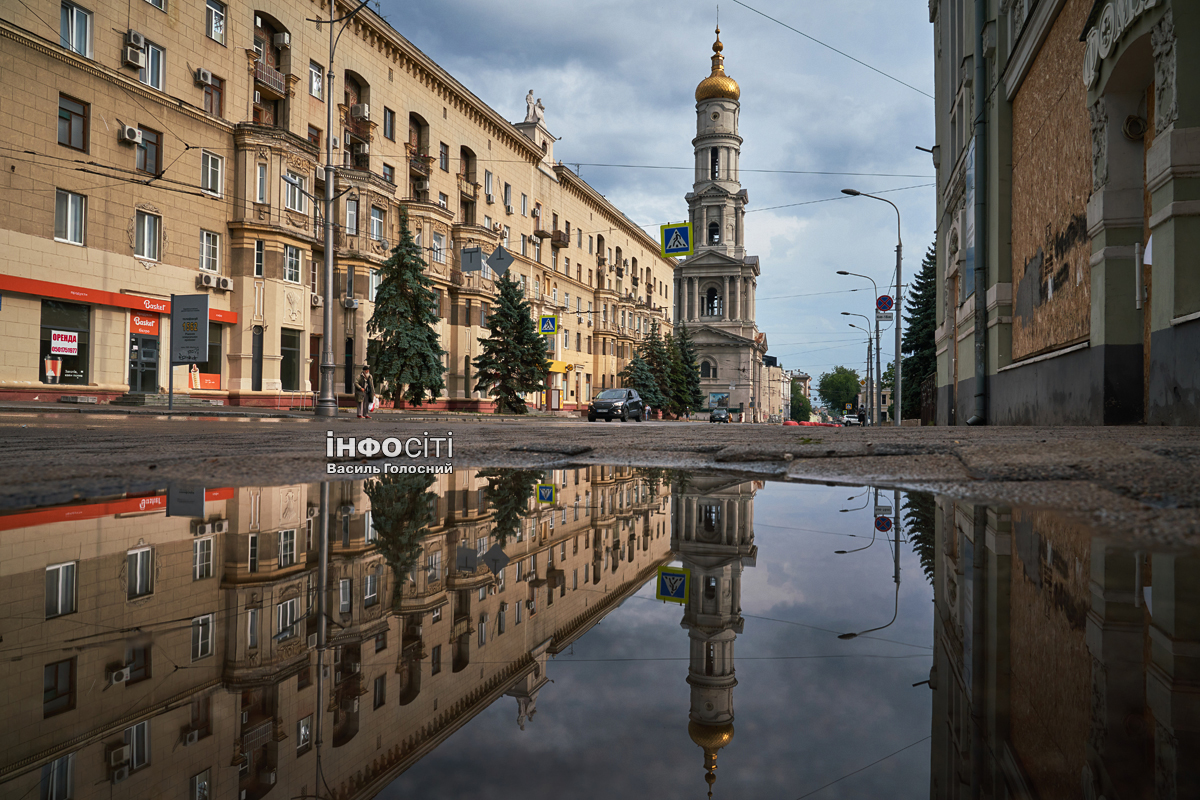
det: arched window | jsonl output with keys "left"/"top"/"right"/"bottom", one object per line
{"left": 459, "top": 146, "right": 476, "bottom": 181}
{"left": 700, "top": 361, "right": 711, "bottom": 378}
{"left": 708, "top": 221, "right": 720, "bottom": 245}
{"left": 704, "top": 287, "right": 723, "bottom": 316}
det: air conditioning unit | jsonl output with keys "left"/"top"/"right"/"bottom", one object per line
{"left": 125, "top": 30, "right": 145, "bottom": 50}
{"left": 123, "top": 45, "right": 146, "bottom": 69}
{"left": 505, "top": 204, "right": 514, "bottom": 215}
{"left": 307, "top": 505, "right": 318, "bottom": 518}
{"left": 212, "top": 519, "right": 229, "bottom": 534}
{"left": 352, "top": 698, "right": 359, "bottom": 713}
{"left": 108, "top": 744, "right": 131, "bottom": 767}
{"left": 485, "top": 193, "right": 495, "bottom": 204}
{"left": 339, "top": 504, "right": 355, "bottom": 515}
{"left": 241, "top": 711, "right": 249, "bottom": 724}
{"left": 197, "top": 273, "right": 217, "bottom": 289}
{"left": 273, "top": 32, "right": 291, "bottom": 48}
{"left": 307, "top": 633, "right": 317, "bottom": 648}
{"left": 532, "top": 208, "right": 541, "bottom": 218}
{"left": 111, "top": 766, "right": 130, "bottom": 784}
{"left": 332, "top": 136, "right": 339, "bottom": 150}
{"left": 110, "top": 667, "right": 132, "bottom": 685}
{"left": 217, "top": 276, "right": 234, "bottom": 292}
{"left": 412, "top": 180, "right": 430, "bottom": 191}
{"left": 353, "top": 143, "right": 369, "bottom": 155}
{"left": 526, "top": 600, "right": 535, "bottom": 610}
{"left": 350, "top": 662, "right": 360, "bottom": 673}
{"left": 342, "top": 297, "right": 359, "bottom": 310}
{"left": 350, "top": 104, "right": 370, "bottom": 120}
{"left": 311, "top": 293, "right": 324, "bottom": 307}
{"left": 184, "top": 729, "right": 201, "bottom": 746}
{"left": 192, "top": 522, "right": 212, "bottom": 536}
{"left": 265, "top": 770, "right": 277, "bottom": 785}
{"left": 194, "top": 67, "right": 213, "bottom": 86}
{"left": 254, "top": 90, "right": 262, "bottom": 104}
{"left": 118, "top": 125, "right": 142, "bottom": 145}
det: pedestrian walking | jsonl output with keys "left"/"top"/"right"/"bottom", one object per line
{"left": 857, "top": 408, "right": 866, "bottom": 427}
{"left": 355, "top": 365, "right": 374, "bottom": 419}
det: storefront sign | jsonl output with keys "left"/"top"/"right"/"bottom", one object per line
{"left": 171, "top": 295, "right": 209, "bottom": 364}
{"left": 0, "top": 274, "right": 238, "bottom": 323}
{"left": 1083, "top": 0, "right": 1161, "bottom": 87}
{"left": 50, "top": 330, "right": 78, "bottom": 355}
{"left": 130, "top": 313, "right": 159, "bottom": 336}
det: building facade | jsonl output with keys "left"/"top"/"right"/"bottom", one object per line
{"left": 673, "top": 30, "right": 768, "bottom": 421}
{"left": 0, "top": 0, "right": 674, "bottom": 412}
{"left": 931, "top": 0, "right": 1200, "bottom": 425}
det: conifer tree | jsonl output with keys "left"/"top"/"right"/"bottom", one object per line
{"left": 364, "top": 473, "right": 435, "bottom": 606}
{"left": 673, "top": 323, "right": 704, "bottom": 414}
{"left": 478, "top": 468, "right": 543, "bottom": 545}
{"left": 638, "top": 321, "right": 673, "bottom": 405}
{"left": 901, "top": 243, "right": 938, "bottom": 419}
{"left": 367, "top": 211, "right": 446, "bottom": 406}
{"left": 618, "top": 354, "right": 666, "bottom": 410}
{"left": 473, "top": 273, "right": 547, "bottom": 414}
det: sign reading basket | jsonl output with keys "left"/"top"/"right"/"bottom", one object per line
{"left": 171, "top": 294, "right": 209, "bottom": 363}
{"left": 50, "top": 330, "right": 78, "bottom": 356}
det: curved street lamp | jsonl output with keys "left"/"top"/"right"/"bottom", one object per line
{"left": 846, "top": 318, "right": 872, "bottom": 423}
{"left": 838, "top": 271, "right": 883, "bottom": 425}
{"left": 837, "top": 582, "right": 900, "bottom": 639}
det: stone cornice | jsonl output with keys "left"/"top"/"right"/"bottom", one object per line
{"left": 554, "top": 166, "right": 669, "bottom": 261}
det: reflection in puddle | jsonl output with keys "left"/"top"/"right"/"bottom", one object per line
{"left": 0, "top": 471, "right": 1189, "bottom": 798}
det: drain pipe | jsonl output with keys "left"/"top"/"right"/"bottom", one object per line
{"left": 967, "top": 0, "right": 989, "bottom": 426}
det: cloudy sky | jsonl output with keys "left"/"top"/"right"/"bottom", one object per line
{"left": 381, "top": 0, "right": 936, "bottom": 381}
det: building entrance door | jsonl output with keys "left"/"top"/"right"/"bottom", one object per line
{"left": 128, "top": 334, "right": 159, "bottom": 393}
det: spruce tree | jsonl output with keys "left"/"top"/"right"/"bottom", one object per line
{"left": 473, "top": 273, "right": 547, "bottom": 414}
{"left": 364, "top": 473, "right": 435, "bottom": 606}
{"left": 478, "top": 468, "right": 542, "bottom": 545}
{"left": 367, "top": 211, "right": 446, "bottom": 406}
{"left": 638, "top": 321, "right": 673, "bottom": 406}
{"left": 904, "top": 491, "right": 936, "bottom": 584}
{"left": 618, "top": 354, "right": 666, "bottom": 410}
{"left": 901, "top": 243, "right": 938, "bottom": 419}
{"left": 673, "top": 323, "right": 704, "bottom": 414}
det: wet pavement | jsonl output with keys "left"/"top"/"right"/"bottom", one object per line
{"left": 1, "top": 464, "right": 1195, "bottom": 798}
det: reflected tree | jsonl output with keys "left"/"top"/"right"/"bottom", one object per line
{"left": 365, "top": 473, "right": 436, "bottom": 606}
{"left": 904, "top": 492, "right": 936, "bottom": 583}
{"left": 479, "top": 468, "right": 543, "bottom": 545}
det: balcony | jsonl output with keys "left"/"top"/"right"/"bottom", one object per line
{"left": 254, "top": 61, "right": 287, "bottom": 99}
{"left": 615, "top": 266, "right": 624, "bottom": 278}
{"left": 343, "top": 112, "right": 371, "bottom": 142}
{"left": 630, "top": 274, "right": 639, "bottom": 286}
{"left": 457, "top": 173, "right": 478, "bottom": 200}
{"left": 550, "top": 230, "right": 569, "bottom": 249}
{"left": 406, "top": 144, "right": 433, "bottom": 177}
{"left": 533, "top": 225, "right": 551, "bottom": 239}
{"left": 596, "top": 256, "right": 607, "bottom": 267}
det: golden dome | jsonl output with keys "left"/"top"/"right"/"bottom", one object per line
{"left": 688, "top": 721, "right": 735, "bottom": 750}
{"left": 695, "top": 28, "right": 740, "bottom": 102}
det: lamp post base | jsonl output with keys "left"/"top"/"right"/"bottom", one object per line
{"left": 315, "top": 364, "right": 339, "bottom": 416}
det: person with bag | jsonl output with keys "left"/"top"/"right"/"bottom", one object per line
{"left": 355, "top": 365, "right": 375, "bottom": 419}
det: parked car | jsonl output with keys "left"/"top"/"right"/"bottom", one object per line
{"left": 841, "top": 414, "right": 859, "bottom": 426}
{"left": 588, "top": 389, "right": 644, "bottom": 422}
{"left": 710, "top": 407, "right": 731, "bottom": 423}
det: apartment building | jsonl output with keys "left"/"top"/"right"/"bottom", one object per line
{"left": 0, "top": 467, "right": 673, "bottom": 799}
{"left": 0, "top": 0, "right": 674, "bottom": 412}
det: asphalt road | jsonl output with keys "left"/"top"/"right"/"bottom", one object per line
{"left": 2, "top": 410, "right": 1199, "bottom": 544}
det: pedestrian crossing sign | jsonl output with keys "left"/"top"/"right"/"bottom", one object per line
{"left": 537, "top": 484, "right": 557, "bottom": 503}
{"left": 660, "top": 223, "right": 694, "bottom": 258}
{"left": 539, "top": 315, "right": 558, "bottom": 335}
{"left": 655, "top": 565, "right": 691, "bottom": 604}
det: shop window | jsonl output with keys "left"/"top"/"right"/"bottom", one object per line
{"left": 280, "top": 328, "right": 301, "bottom": 391}
{"left": 40, "top": 300, "right": 89, "bottom": 385}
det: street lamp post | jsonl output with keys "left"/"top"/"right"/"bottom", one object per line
{"left": 846, "top": 315, "right": 872, "bottom": 424}
{"left": 838, "top": 273, "right": 883, "bottom": 426}
{"left": 842, "top": 190, "right": 902, "bottom": 426}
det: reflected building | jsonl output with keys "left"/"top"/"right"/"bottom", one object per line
{"left": 0, "top": 467, "right": 673, "bottom": 799}
{"left": 671, "top": 477, "right": 759, "bottom": 796}
{"left": 928, "top": 497, "right": 1200, "bottom": 798}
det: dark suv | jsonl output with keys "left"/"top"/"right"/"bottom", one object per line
{"left": 588, "top": 389, "right": 644, "bottom": 422}
{"left": 709, "top": 407, "right": 730, "bottom": 423}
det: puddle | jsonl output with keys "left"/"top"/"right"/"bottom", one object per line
{"left": 0, "top": 469, "right": 1190, "bottom": 798}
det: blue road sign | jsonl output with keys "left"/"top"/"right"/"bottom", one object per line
{"left": 537, "top": 484, "right": 557, "bottom": 503}
{"left": 660, "top": 223, "right": 694, "bottom": 258}
{"left": 874, "top": 516, "right": 893, "bottom": 533}
{"left": 539, "top": 315, "right": 558, "bottom": 335}
{"left": 876, "top": 295, "right": 894, "bottom": 312}
{"left": 655, "top": 565, "right": 690, "bottom": 603}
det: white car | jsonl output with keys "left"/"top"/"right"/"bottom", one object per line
{"left": 841, "top": 414, "right": 860, "bottom": 426}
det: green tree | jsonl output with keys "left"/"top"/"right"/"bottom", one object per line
{"left": 638, "top": 321, "right": 673, "bottom": 406}
{"left": 790, "top": 386, "right": 812, "bottom": 422}
{"left": 473, "top": 273, "right": 547, "bottom": 414}
{"left": 367, "top": 211, "right": 446, "bottom": 406}
{"left": 479, "top": 468, "right": 542, "bottom": 545}
{"left": 617, "top": 354, "right": 666, "bottom": 410}
{"left": 901, "top": 243, "right": 938, "bottom": 419}
{"left": 672, "top": 323, "right": 704, "bottom": 414}
{"left": 904, "top": 491, "right": 936, "bottom": 584}
{"left": 816, "top": 365, "right": 861, "bottom": 412}
{"left": 364, "top": 473, "right": 436, "bottom": 606}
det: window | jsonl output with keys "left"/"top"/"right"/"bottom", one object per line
{"left": 191, "top": 614, "right": 213, "bottom": 660}
{"left": 502, "top": 226, "right": 510, "bottom": 248}
{"left": 484, "top": 170, "right": 493, "bottom": 197}
{"left": 364, "top": 569, "right": 378, "bottom": 607}
{"left": 373, "top": 674, "right": 386, "bottom": 708}
{"left": 278, "top": 529, "right": 296, "bottom": 567}
{"left": 190, "top": 769, "right": 211, "bottom": 800}
{"left": 503, "top": 183, "right": 512, "bottom": 207}
{"left": 40, "top": 753, "right": 74, "bottom": 800}
{"left": 125, "top": 645, "right": 150, "bottom": 683}
{"left": 203, "top": 76, "right": 224, "bottom": 116}
{"left": 345, "top": 199, "right": 358, "bottom": 234}
{"left": 369, "top": 268, "right": 382, "bottom": 302}
{"left": 139, "top": 42, "right": 164, "bottom": 90}
{"left": 375, "top": 631, "right": 387, "bottom": 652}
{"left": 57, "top": 95, "right": 87, "bottom": 151}
{"left": 135, "top": 127, "right": 161, "bottom": 174}
{"left": 277, "top": 598, "right": 299, "bottom": 639}
{"left": 280, "top": 327, "right": 300, "bottom": 391}
{"left": 432, "top": 232, "right": 446, "bottom": 263}
{"left": 383, "top": 107, "right": 395, "bottom": 140}
{"left": 284, "top": 172, "right": 307, "bottom": 212}
{"left": 43, "top": 658, "right": 75, "bottom": 717}
{"left": 133, "top": 211, "right": 161, "bottom": 260}
{"left": 431, "top": 605, "right": 442, "bottom": 623}
{"left": 54, "top": 189, "right": 85, "bottom": 245}
{"left": 200, "top": 151, "right": 222, "bottom": 196}
{"left": 588, "top": 235, "right": 594, "bottom": 254}
{"left": 124, "top": 720, "right": 150, "bottom": 769}
{"left": 521, "top": 194, "right": 528, "bottom": 216}
{"left": 307, "top": 125, "right": 321, "bottom": 146}
{"left": 205, "top": 0, "right": 225, "bottom": 44}
{"left": 339, "top": 578, "right": 351, "bottom": 614}
{"left": 478, "top": 613, "right": 487, "bottom": 646}
{"left": 256, "top": 163, "right": 267, "bottom": 203}
{"left": 297, "top": 716, "right": 313, "bottom": 753}
{"left": 439, "top": 142, "right": 449, "bottom": 171}
{"left": 284, "top": 245, "right": 301, "bottom": 283}
{"left": 370, "top": 206, "right": 384, "bottom": 241}
{"left": 309, "top": 61, "right": 323, "bottom": 98}
{"left": 249, "top": 534, "right": 258, "bottom": 572}
{"left": 193, "top": 538, "right": 213, "bottom": 580}
{"left": 382, "top": 163, "right": 395, "bottom": 183}
{"left": 430, "top": 644, "right": 442, "bottom": 674}
{"left": 127, "top": 548, "right": 152, "bottom": 598}
{"left": 438, "top": 192, "right": 448, "bottom": 209}
{"left": 45, "top": 561, "right": 77, "bottom": 618}
{"left": 247, "top": 607, "right": 259, "bottom": 649}
{"left": 199, "top": 230, "right": 220, "bottom": 272}
{"left": 60, "top": 2, "right": 92, "bottom": 57}
{"left": 254, "top": 240, "right": 265, "bottom": 276}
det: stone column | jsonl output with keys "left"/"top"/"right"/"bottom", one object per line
{"left": 731, "top": 276, "right": 739, "bottom": 321}
{"left": 722, "top": 276, "right": 730, "bottom": 321}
